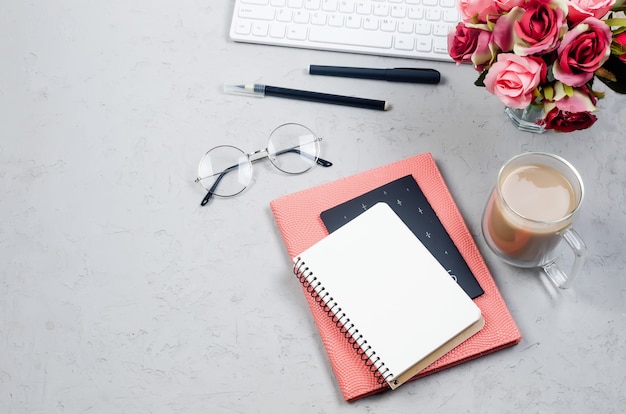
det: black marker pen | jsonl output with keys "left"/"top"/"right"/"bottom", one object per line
{"left": 309, "top": 65, "right": 441, "bottom": 84}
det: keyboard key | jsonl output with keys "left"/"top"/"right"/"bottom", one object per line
{"left": 443, "top": 9, "right": 459, "bottom": 23}
{"left": 322, "top": 0, "right": 338, "bottom": 11}
{"left": 416, "top": 37, "right": 432, "bottom": 52}
{"left": 416, "top": 21, "right": 431, "bottom": 35}
{"left": 394, "top": 35, "right": 414, "bottom": 50}
{"left": 346, "top": 15, "right": 362, "bottom": 28}
{"left": 277, "top": 8, "right": 293, "bottom": 21}
{"left": 425, "top": 8, "right": 442, "bottom": 21}
{"left": 390, "top": 5, "right": 406, "bottom": 18}
{"left": 294, "top": 10, "right": 310, "bottom": 23}
{"left": 433, "top": 23, "right": 450, "bottom": 36}
{"left": 329, "top": 13, "right": 344, "bottom": 26}
{"left": 238, "top": 6, "right": 275, "bottom": 20}
{"left": 363, "top": 16, "right": 378, "bottom": 30}
{"left": 270, "top": 23, "right": 287, "bottom": 37}
{"left": 311, "top": 11, "right": 327, "bottom": 25}
{"left": 252, "top": 21, "right": 270, "bottom": 36}
{"left": 433, "top": 37, "right": 449, "bottom": 54}
{"left": 287, "top": 25, "right": 308, "bottom": 40}
{"left": 309, "top": 26, "right": 393, "bottom": 48}
{"left": 234, "top": 20, "right": 252, "bottom": 35}
{"left": 373, "top": 4, "right": 389, "bottom": 16}
{"left": 398, "top": 20, "right": 414, "bottom": 33}
{"left": 339, "top": 0, "right": 355, "bottom": 13}
{"left": 380, "top": 18, "right": 396, "bottom": 32}
{"left": 305, "top": 0, "right": 321, "bottom": 9}
{"left": 356, "top": 1, "right": 372, "bottom": 14}
{"left": 408, "top": 6, "right": 424, "bottom": 19}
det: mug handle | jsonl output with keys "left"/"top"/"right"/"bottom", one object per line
{"left": 541, "top": 228, "right": 587, "bottom": 289}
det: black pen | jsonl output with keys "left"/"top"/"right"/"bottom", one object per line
{"left": 309, "top": 65, "right": 441, "bottom": 84}
{"left": 224, "top": 83, "right": 390, "bottom": 111}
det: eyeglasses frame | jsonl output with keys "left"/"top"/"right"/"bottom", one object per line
{"left": 195, "top": 124, "right": 332, "bottom": 206}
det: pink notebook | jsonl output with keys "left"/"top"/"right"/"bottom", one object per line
{"left": 270, "top": 153, "right": 521, "bottom": 402}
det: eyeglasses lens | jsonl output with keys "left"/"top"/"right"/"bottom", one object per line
{"left": 198, "top": 145, "right": 252, "bottom": 197}
{"left": 267, "top": 123, "right": 320, "bottom": 174}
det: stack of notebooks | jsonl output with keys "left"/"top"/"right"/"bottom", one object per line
{"left": 270, "top": 153, "right": 521, "bottom": 401}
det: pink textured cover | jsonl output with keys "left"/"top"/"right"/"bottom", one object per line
{"left": 269, "top": 153, "right": 521, "bottom": 402}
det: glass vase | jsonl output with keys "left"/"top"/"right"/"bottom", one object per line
{"left": 504, "top": 105, "right": 546, "bottom": 134}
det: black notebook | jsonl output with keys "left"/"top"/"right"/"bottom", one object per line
{"left": 320, "top": 175, "right": 484, "bottom": 299}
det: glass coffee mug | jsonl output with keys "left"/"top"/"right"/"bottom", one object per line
{"left": 482, "top": 152, "right": 587, "bottom": 289}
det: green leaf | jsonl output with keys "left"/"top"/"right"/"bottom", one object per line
{"left": 604, "top": 18, "right": 626, "bottom": 27}
{"left": 544, "top": 85, "right": 554, "bottom": 100}
{"left": 474, "top": 70, "right": 488, "bottom": 87}
{"left": 596, "top": 67, "right": 617, "bottom": 82}
{"left": 596, "top": 55, "right": 626, "bottom": 94}
{"left": 563, "top": 83, "right": 574, "bottom": 97}
{"left": 545, "top": 64, "right": 556, "bottom": 83}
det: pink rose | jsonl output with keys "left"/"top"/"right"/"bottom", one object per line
{"left": 553, "top": 17, "right": 612, "bottom": 87}
{"left": 448, "top": 23, "right": 496, "bottom": 71}
{"left": 494, "top": 0, "right": 526, "bottom": 13}
{"left": 548, "top": 82, "right": 598, "bottom": 112}
{"left": 514, "top": 1, "right": 568, "bottom": 56}
{"left": 457, "top": 0, "right": 499, "bottom": 23}
{"left": 567, "top": 0, "right": 616, "bottom": 24}
{"left": 484, "top": 53, "right": 547, "bottom": 108}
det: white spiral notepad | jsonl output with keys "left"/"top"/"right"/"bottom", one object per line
{"left": 293, "top": 202, "right": 484, "bottom": 389}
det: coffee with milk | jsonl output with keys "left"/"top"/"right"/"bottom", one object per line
{"left": 481, "top": 152, "right": 586, "bottom": 288}
{"left": 484, "top": 163, "right": 577, "bottom": 264}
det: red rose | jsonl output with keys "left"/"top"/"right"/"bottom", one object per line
{"left": 543, "top": 108, "right": 598, "bottom": 132}
{"left": 514, "top": 1, "right": 568, "bottom": 56}
{"left": 448, "top": 23, "right": 495, "bottom": 72}
{"left": 615, "top": 31, "right": 626, "bottom": 63}
{"left": 553, "top": 17, "right": 612, "bottom": 87}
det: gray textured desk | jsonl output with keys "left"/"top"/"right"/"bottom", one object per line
{"left": 1, "top": 2, "right": 625, "bottom": 413}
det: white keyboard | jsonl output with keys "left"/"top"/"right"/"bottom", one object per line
{"left": 230, "top": 0, "right": 459, "bottom": 61}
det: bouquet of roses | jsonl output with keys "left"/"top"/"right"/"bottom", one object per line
{"left": 448, "top": 0, "right": 626, "bottom": 132}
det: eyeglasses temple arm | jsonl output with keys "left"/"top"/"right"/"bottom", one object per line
{"left": 316, "top": 157, "right": 333, "bottom": 167}
{"left": 200, "top": 164, "right": 237, "bottom": 206}
{"left": 274, "top": 147, "right": 333, "bottom": 167}
{"left": 201, "top": 175, "right": 222, "bottom": 206}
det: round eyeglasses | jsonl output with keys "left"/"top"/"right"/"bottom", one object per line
{"left": 195, "top": 123, "right": 333, "bottom": 206}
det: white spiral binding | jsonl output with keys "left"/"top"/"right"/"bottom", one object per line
{"left": 293, "top": 257, "right": 394, "bottom": 385}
